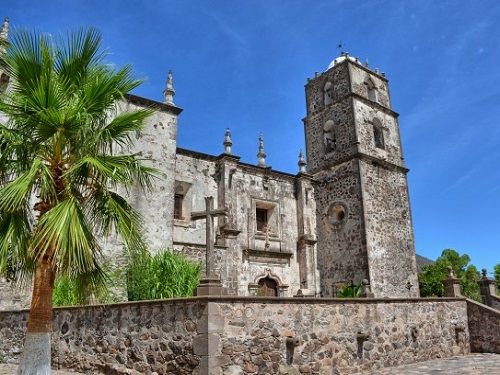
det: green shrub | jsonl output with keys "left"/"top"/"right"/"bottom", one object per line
{"left": 126, "top": 249, "right": 201, "bottom": 301}
{"left": 52, "top": 273, "right": 115, "bottom": 307}
{"left": 336, "top": 283, "right": 361, "bottom": 298}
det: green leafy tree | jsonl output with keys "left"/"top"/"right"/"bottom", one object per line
{"left": 127, "top": 249, "right": 201, "bottom": 300}
{"left": 418, "top": 249, "right": 481, "bottom": 301}
{"left": 0, "top": 28, "right": 154, "bottom": 373}
{"left": 494, "top": 264, "right": 500, "bottom": 291}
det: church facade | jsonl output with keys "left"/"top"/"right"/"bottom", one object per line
{"left": 114, "top": 53, "right": 419, "bottom": 299}
{"left": 0, "top": 15, "right": 419, "bottom": 305}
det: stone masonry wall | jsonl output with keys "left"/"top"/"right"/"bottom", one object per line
{"left": 491, "top": 295, "right": 500, "bottom": 311}
{"left": 0, "top": 300, "right": 206, "bottom": 374}
{"left": 360, "top": 160, "right": 419, "bottom": 298}
{"left": 115, "top": 99, "right": 179, "bottom": 253}
{"left": 0, "top": 278, "right": 31, "bottom": 311}
{"left": 171, "top": 149, "right": 318, "bottom": 297}
{"left": 304, "top": 62, "right": 354, "bottom": 175}
{"left": 352, "top": 99, "right": 403, "bottom": 166}
{"left": 0, "top": 298, "right": 470, "bottom": 375}
{"left": 466, "top": 299, "right": 500, "bottom": 353}
{"left": 173, "top": 152, "right": 219, "bottom": 247}
{"left": 313, "top": 160, "right": 369, "bottom": 296}
{"left": 349, "top": 64, "right": 391, "bottom": 109}
{"left": 213, "top": 298, "right": 469, "bottom": 375}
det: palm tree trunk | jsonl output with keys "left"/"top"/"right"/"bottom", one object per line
{"left": 17, "top": 257, "right": 54, "bottom": 375}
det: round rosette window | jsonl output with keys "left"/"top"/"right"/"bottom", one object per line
{"left": 328, "top": 202, "right": 347, "bottom": 226}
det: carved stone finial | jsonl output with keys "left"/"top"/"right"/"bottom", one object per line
{"left": 163, "top": 69, "right": 175, "bottom": 105}
{"left": 223, "top": 128, "right": 232, "bottom": 155}
{"left": 481, "top": 268, "right": 488, "bottom": 279}
{"left": 364, "top": 59, "right": 369, "bottom": 67}
{"left": 0, "top": 17, "right": 9, "bottom": 42}
{"left": 443, "top": 266, "right": 461, "bottom": 297}
{"left": 447, "top": 266, "right": 456, "bottom": 279}
{"left": 298, "top": 150, "right": 306, "bottom": 173}
{"left": 257, "top": 133, "right": 266, "bottom": 167}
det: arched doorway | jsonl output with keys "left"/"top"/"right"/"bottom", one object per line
{"left": 258, "top": 277, "right": 278, "bottom": 297}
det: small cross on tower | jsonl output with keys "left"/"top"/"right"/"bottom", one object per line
{"left": 191, "top": 196, "right": 228, "bottom": 295}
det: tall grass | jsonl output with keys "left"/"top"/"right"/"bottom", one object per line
{"left": 52, "top": 274, "right": 115, "bottom": 306}
{"left": 127, "top": 249, "right": 201, "bottom": 301}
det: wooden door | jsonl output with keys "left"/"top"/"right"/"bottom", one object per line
{"left": 258, "top": 277, "right": 278, "bottom": 297}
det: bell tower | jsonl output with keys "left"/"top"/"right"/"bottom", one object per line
{"left": 303, "top": 53, "right": 419, "bottom": 297}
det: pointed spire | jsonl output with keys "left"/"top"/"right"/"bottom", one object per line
{"left": 0, "top": 17, "right": 9, "bottom": 42}
{"left": 163, "top": 69, "right": 175, "bottom": 105}
{"left": 257, "top": 133, "right": 266, "bottom": 168}
{"left": 223, "top": 128, "right": 232, "bottom": 154}
{"left": 298, "top": 150, "right": 306, "bottom": 173}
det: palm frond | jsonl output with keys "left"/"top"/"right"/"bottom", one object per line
{"left": 0, "top": 158, "right": 49, "bottom": 212}
{"left": 67, "top": 154, "right": 156, "bottom": 190}
{"left": 0, "top": 209, "right": 33, "bottom": 280}
{"left": 96, "top": 109, "right": 153, "bottom": 149}
{"left": 32, "top": 198, "right": 100, "bottom": 274}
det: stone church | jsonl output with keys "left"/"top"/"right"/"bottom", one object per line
{"left": 112, "top": 52, "right": 419, "bottom": 299}
{"left": 0, "top": 18, "right": 419, "bottom": 306}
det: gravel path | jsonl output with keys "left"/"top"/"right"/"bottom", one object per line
{"left": 2, "top": 353, "right": 499, "bottom": 374}
{"left": 358, "top": 353, "right": 500, "bottom": 374}
{"left": 0, "top": 364, "right": 84, "bottom": 374}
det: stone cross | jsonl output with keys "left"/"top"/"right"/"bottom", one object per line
{"left": 191, "top": 196, "right": 227, "bottom": 278}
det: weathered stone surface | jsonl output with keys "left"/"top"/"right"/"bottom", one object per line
{"left": 214, "top": 298, "right": 469, "bottom": 374}
{"left": 466, "top": 299, "right": 500, "bottom": 353}
{"left": 0, "top": 300, "right": 204, "bottom": 374}
{"left": 0, "top": 298, "right": 476, "bottom": 375}
{"left": 0, "top": 277, "right": 31, "bottom": 311}
{"left": 172, "top": 148, "right": 319, "bottom": 298}
{"left": 304, "top": 57, "right": 418, "bottom": 298}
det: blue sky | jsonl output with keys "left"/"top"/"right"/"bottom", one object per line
{"left": 5, "top": 1, "right": 500, "bottom": 273}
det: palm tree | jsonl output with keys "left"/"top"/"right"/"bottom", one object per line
{"left": 0, "top": 28, "right": 154, "bottom": 374}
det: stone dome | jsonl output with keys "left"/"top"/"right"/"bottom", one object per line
{"left": 327, "top": 54, "right": 360, "bottom": 70}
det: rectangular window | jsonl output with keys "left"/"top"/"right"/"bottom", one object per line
{"left": 256, "top": 208, "right": 268, "bottom": 232}
{"left": 174, "top": 194, "right": 184, "bottom": 220}
{"left": 373, "top": 126, "right": 385, "bottom": 149}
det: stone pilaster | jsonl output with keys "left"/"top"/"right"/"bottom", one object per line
{"left": 478, "top": 269, "right": 497, "bottom": 307}
{"left": 215, "top": 153, "right": 241, "bottom": 295}
{"left": 295, "top": 172, "right": 319, "bottom": 296}
{"left": 443, "top": 267, "right": 462, "bottom": 297}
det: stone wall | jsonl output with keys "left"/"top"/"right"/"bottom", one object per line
{"left": 360, "top": 160, "right": 419, "bottom": 297}
{"left": 173, "top": 151, "right": 219, "bottom": 247}
{"left": 0, "top": 297, "right": 471, "bottom": 375}
{"left": 171, "top": 148, "right": 320, "bottom": 297}
{"left": 214, "top": 298, "right": 469, "bottom": 374}
{"left": 313, "top": 160, "right": 369, "bottom": 296}
{"left": 113, "top": 97, "right": 180, "bottom": 254}
{"left": 491, "top": 295, "right": 500, "bottom": 311}
{"left": 466, "top": 299, "right": 500, "bottom": 354}
{"left": 0, "top": 299, "right": 205, "bottom": 374}
{"left": 0, "top": 278, "right": 31, "bottom": 311}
